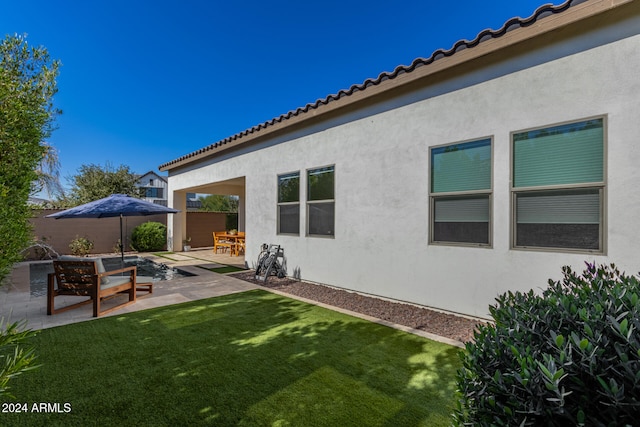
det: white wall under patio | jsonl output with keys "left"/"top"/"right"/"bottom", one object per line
{"left": 166, "top": 6, "right": 640, "bottom": 318}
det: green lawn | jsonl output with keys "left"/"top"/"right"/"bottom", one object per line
{"left": 2, "top": 290, "right": 462, "bottom": 426}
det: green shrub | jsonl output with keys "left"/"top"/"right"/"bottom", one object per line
{"left": 131, "top": 222, "right": 166, "bottom": 252}
{"left": 225, "top": 213, "right": 238, "bottom": 232}
{"left": 454, "top": 262, "right": 640, "bottom": 426}
{"left": 69, "top": 236, "right": 94, "bottom": 256}
{"left": 0, "top": 318, "right": 40, "bottom": 398}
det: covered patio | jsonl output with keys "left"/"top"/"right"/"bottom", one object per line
{"left": 168, "top": 176, "right": 246, "bottom": 254}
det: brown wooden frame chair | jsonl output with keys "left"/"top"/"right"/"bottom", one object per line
{"left": 47, "top": 259, "right": 137, "bottom": 317}
{"left": 213, "top": 231, "right": 233, "bottom": 254}
{"left": 234, "top": 238, "right": 246, "bottom": 256}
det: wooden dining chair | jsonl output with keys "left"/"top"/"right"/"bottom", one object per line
{"left": 235, "top": 238, "right": 246, "bottom": 256}
{"left": 212, "top": 231, "right": 232, "bottom": 254}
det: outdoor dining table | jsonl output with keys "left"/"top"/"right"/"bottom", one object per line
{"left": 218, "top": 233, "right": 245, "bottom": 256}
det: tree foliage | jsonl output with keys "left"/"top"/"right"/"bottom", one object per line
{"left": 0, "top": 318, "right": 40, "bottom": 398}
{"left": 0, "top": 34, "right": 60, "bottom": 283}
{"left": 0, "top": 33, "right": 53, "bottom": 401}
{"left": 32, "top": 141, "right": 62, "bottom": 198}
{"left": 198, "top": 194, "right": 238, "bottom": 212}
{"left": 62, "top": 163, "right": 145, "bottom": 206}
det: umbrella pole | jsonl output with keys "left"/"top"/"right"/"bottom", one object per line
{"left": 120, "top": 214, "right": 124, "bottom": 265}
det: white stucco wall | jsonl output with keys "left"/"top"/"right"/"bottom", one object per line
{"left": 167, "top": 14, "right": 640, "bottom": 318}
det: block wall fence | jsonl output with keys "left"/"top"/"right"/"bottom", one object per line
{"left": 27, "top": 210, "right": 231, "bottom": 257}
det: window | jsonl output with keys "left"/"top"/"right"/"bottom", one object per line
{"left": 307, "top": 166, "right": 334, "bottom": 237}
{"left": 512, "top": 117, "right": 605, "bottom": 252}
{"left": 430, "top": 138, "right": 492, "bottom": 245}
{"left": 277, "top": 172, "right": 300, "bottom": 235}
{"left": 145, "top": 187, "right": 163, "bottom": 198}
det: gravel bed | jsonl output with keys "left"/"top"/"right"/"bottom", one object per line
{"left": 229, "top": 271, "right": 486, "bottom": 344}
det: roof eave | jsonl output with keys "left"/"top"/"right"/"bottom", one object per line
{"left": 159, "top": 0, "right": 633, "bottom": 172}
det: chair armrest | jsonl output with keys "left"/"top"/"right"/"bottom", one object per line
{"left": 98, "top": 266, "right": 136, "bottom": 279}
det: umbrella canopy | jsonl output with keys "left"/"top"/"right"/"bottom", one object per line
{"left": 47, "top": 194, "right": 179, "bottom": 219}
{"left": 47, "top": 194, "right": 179, "bottom": 261}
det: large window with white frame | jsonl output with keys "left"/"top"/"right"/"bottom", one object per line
{"left": 307, "top": 165, "right": 334, "bottom": 237}
{"left": 511, "top": 117, "right": 605, "bottom": 252}
{"left": 277, "top": 171, "right": 300, "bottom": 235}
{"left": 430, "top": 138, "right": 492, "bottom": 246}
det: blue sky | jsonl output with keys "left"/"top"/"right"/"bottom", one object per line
{"left": 1, "top": 0, "right": 555, "bottom": 193}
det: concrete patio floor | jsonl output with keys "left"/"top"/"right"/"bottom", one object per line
{"left": 0, "top": 247, "right": 465, "bottom": 347}
{"left": 0, "top": 248, "right": 256, "bottom": 330}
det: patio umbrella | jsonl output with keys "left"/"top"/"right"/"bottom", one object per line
{"left": 46, "top": 194, "right": 179, "bottom": 263}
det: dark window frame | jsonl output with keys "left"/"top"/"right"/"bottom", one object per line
{"left": 429, "top": 137, "right": 493, "bottom": 247}
{"left": 145, "top": 187, "right": 163, "bottom": 199}
{"left": 277, "top": 171, "right": 300, "bottom": 236}
{"left": 510, "top": 116, "right": 606, "bottom": 254}
{"left": 306, "top": 165, "right": 335, "bottom": 238}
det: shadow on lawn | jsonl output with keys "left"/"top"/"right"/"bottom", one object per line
{"left": 2, "top": 290, "right": 461, "bottom": 426}
{"left": 162, "top": 290, "right": 461, "bottom": 426}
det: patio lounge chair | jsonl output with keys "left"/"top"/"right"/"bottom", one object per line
{"left": 47, "top": 258, "right": 137, "bottom": 317}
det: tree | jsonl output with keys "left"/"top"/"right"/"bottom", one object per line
{"left": 198, "top": 194, "right": 238, "bottom": 212}
{"left": 0, "top": 33, "right": 57, "bottom": 397}
{"left": 32, "top": 142, "right": 63, "bottom": 199}
{"left": 62, "top": 163, "right": 145, "bottom": 206}
{"left": 0, "top": 34, "right": 60, "bottom": 282}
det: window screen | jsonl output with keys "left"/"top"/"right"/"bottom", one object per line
{"left": 430, "top": 139, "right": 491, "bottom": 245}
{"left": 512, "top": 118, "right": 604, "bottom": 252}
{"left": 277, "top": 172, "right": 299, "bottom": 235}
{"left": 307, "top": 166, "right": 335, "bottom": 237}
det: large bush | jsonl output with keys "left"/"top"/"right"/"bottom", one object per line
{"left": 454, "top": 262, "right": 640, "bottom": 426}
{"left": 0, "top": 35, "right": 60, "bottom": 284}
{"left": 130, "top": 222, "right": 167, "bottom": 252}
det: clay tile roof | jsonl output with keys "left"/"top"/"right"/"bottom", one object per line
{"left": 159, "top": 0, "right": 595, "bottom": 171}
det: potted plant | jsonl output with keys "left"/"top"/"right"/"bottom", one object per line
{"left": 183, "top": 237, "right": 192, "bottom": 252}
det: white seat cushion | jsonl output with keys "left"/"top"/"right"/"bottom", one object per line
{"left": 100, "top": 276, "right": 132, "bottom": 290}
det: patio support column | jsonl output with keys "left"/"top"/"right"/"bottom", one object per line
{"left": 169, "top": 191, "right": 187, "bottom": 252}
{"left": 237, "top": 187, "right": 245, "bottom": 232}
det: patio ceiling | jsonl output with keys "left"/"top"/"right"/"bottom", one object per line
{"left": 179, "top": 176, "right": 245, "bottom": 196}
